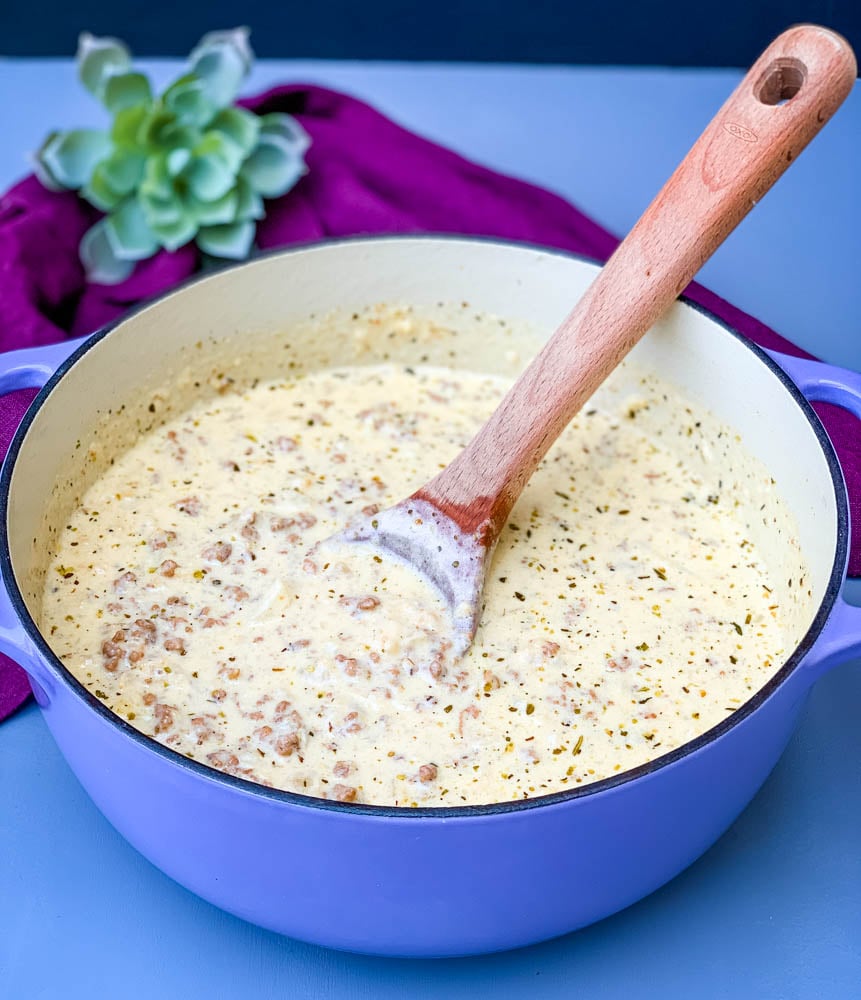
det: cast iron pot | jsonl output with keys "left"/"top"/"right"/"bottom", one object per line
{"left": 1, "top": 238, "right": 859, "bottom": 957}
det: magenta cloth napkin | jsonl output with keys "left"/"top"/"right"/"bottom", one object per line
{"left": 1, "top": 84, "right": 858, "bottom": 721}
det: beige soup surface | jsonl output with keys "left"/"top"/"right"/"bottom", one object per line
{"left": 40, "top": 309, "right": 810, "bottom": 806}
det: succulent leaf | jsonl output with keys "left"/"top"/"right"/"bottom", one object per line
{"left": 196, "top": 220, "right": 255, "bottom": 259}
{"left": 191, "top": 27, "right": 253, "bottom": 73}
{"left": 189, "top": 27, "right": 252, "bottom": 108}
{"left": 258, "top": 113, "right": 311, "bottom": 157}
{"left": 196, "top": 130, "right": 245, "bottom": 173}
{"left": 37, "top": 129, "right": 112, "bottom": 190}
{"left": 98, "top": 148, "right": 146, "bottom": 197}
{"left": 163, "top": 74, "right": 217, "bottom": 128}
{"left": 139, "top": 153, "right": 175, "bottom": 200}
{"left": 149, "top": 213, "right": 198, "bottom": 252}
{"left": 139, "top": 188, "right": 183, "bottom": 228}
{"left": 77, "top": 33, "right": 131, "bottom": 100}
{"left": 79, "top": 219, "right": 135, "bottom": 284}
{"left": 138, "top": 105, "right": 200, "bottom": 153}
{"left": 30, "top": 141, "right": 64, "bottom": 191}
{"left": 191, "top": 188, "right": 240, "bottom": 226}
{"left": 166, "top": 148, "right": 192, "bottom": 176}
{"left": 104, "top": 197, "right": 161, "bottom": 261}
{"left": 183, "top": 151, "right": 235, "bottom": 202}
{"left": 241, "top": 133, "right": 307, "bottom": 198}
{"left": 31, "top": 132, "right": 65, "bottom": 190}
{"left": 234, "top": 176, "right": 265, "bottom": 221}
{"left": 111, "top": 104, "right": 150, "bottom": 149}
{"left": 209, "top": 107, "right": 260, "bottom": 155}
{"left": 81, "top": 161, "right": 128, "bottom": 211}
{"left": 102, "top": 72, "right": 152, "bottom": 114}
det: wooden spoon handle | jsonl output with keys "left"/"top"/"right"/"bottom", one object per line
{"left": 416, "top": 23, "right": 857, "bottom": 539}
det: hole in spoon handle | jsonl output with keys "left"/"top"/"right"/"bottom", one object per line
{"left": 743, "top": 24, "right": 856, "bottom": 127}
{"left": 755, "top": 57, "right": 807, "bottom": 105}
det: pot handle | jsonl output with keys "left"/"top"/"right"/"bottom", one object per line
{"left": 0, "top": 586, "right": 51, "bottom": 704}
{"left": 767, "top": 349, "right": 861, "bottom": 676}
{"left": 0, "top": 337, "right": 87, "bottom": 704}
{"left": 0, "top": 336, "right": 87, "bottom": 393}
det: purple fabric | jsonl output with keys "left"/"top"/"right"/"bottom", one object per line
{"left": 0, "top": 83, "right": 858, "bottom": 721}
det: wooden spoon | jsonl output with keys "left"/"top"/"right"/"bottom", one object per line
{"left": 342, "top": 24, "right": 857, "bottom": 653}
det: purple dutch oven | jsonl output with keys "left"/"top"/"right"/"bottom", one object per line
{"left": 1, "top": 238, "right": 860, "bottom": 957}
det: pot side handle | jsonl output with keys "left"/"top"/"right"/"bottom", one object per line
{"left": 0, "top": 337, "right": 87, "bottom": 704}
{"left": 768, "top": 349, "right": 861, "bottom": 676}
{"left": 0, "top": 584, "right": 50, "bottom": 704}
{"left": 0, "top": 337, "right": 88, "bottom": 393}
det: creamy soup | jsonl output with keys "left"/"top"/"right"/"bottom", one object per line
{"left": 40, "top": 312, "right": 810, "bottom": 807}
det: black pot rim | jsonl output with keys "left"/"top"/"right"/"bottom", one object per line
{"left": 0, "top": 234, "right": 849, "bottom": 819}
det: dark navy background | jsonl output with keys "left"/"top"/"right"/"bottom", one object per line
{"left": 2, "top": 0, "right": 860, "bottom": 65}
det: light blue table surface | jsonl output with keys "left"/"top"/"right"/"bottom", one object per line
{"left": 1, "top": 59, "right": 859, "bottom": 999}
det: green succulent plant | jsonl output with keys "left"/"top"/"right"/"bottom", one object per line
{"left": 34, "top": 28, "right": 310, "bottom": 283}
